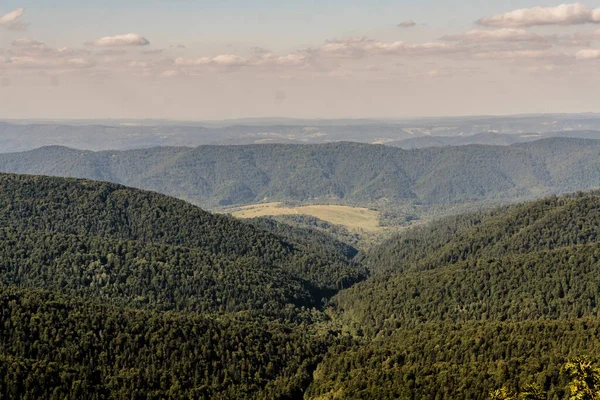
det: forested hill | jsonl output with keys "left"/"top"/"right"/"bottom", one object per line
{"left": 340, "top": 190, "right": 600, "bottom": 328}
{"left": 4, "top": 172, "right": 600, "bottom": 398}
{"left": 0, "top": 173, "right": 366, "bottom": 313}
{"left": 1, "top": 138, "right": 600, "bottom": 209}
{"left": 387, "top": 130, "right": 600, "bottom": 149}
{"left": 305, "top": 191, "right": 600, "bottom": 398}
{"left": 0, "top": 172, "right": 371, "bottom": 398}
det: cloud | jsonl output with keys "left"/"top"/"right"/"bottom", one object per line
{"left": 427, "top": 68, "right": 453, "bottom": 77}
{"left": 129, "top": 61, "right": 150, "bottom": 68}
{"left": 66, "top": 58, "right": 94, "bottom": 68}
{"left": 7, "top": 22, "right": 29, "bottom": 31}
{"left": 171, "top": 37, "right": 466, "bottom": 75}
{"left": 256, "top": 53, "right": 308, "bottom": 66}
{"left": 0, "top": 8, "right": 24, "bottom": 25}
{"left": 175, "top": 52, "right": 308, "bottom": 69}
{"left": 398, "top": 20, "right": 416, "bottom": 28}
{"left": 87, "top": 33, "right": 150, "bottom": 47}
{"left": 315, "top": 37, "right": 460, "bottom": 58}
{"left": 251, "top": 47, "right": 271, "bottom": 55}
{"left": 472, "top": 49, "right": 568, "bottom": 61}
{"left": 143, "top": 49, "right": 164, "bottom": 55}
{"left": 576, "top": 48, "right": 600, "bottom": 59}
{"left": 477, "top": 3, "right": 600, "bottom": 27}
{"left": 8, "top": 56, "right": 94, "bottom": 69}
{"left": 441, "top": 28, "right": 550, "bottom": 43}
{"left": 12, "top": 38, "right": 45, "bottom": 47}
{"left": 175, "top": 54, "right": 245, "bottom": 67}
{"left": 160, "top": 70, "right": 179, "bottom": 77}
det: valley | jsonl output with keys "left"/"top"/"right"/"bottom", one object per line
{"left": 228, "top": 203, "right": 382, "bottom": 232}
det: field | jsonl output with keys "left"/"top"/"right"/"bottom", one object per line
{"left": 228, "top": 202, "right": 382, "bottom": 232}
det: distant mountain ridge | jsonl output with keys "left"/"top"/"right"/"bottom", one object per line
{"left": 389, "top": 130, "right": 600, "bottom": 149}
{"left": 2, "top": 114, "right": 600, "bottom": 152}
{"left": 1, "top": 138, "right": 600, "bottom": 210}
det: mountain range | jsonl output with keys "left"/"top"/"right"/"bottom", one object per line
{"left": 2, "top": 113, "right": 600, "bottom": 152}
{"left": 0, "top": 139, "right": 600, "bottom": 212}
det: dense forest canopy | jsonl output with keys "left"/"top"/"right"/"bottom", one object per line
{"left": 2, "top": 172, "right": 600, "bottom": 398}
{"left": 310, "top": 192, "right": 600, "bottom": 398}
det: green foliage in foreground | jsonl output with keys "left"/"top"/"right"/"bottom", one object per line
{"left": 0, "top": 285, "right": 337, "bottom": 400}
{"left": 307, "top": 320, "right": 600, "bottom": 400}
{"left": 490, "top": 357, "right": 600, "bottom": 400}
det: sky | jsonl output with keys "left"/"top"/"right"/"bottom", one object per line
{"left": 1, "top": 1, "right": 600, "bottom": 120}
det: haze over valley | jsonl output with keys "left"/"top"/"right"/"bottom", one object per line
{"left": 2, "top": 114, "right": 600, "bottom": 152}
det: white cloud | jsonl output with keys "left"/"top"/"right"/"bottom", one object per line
{"left": 315, "top": 37, "right": 460, "bottom": 58}
{"left": 0, "top": 8, "right": 24, "bottom": 25}
{"left": 576, "top": 48, "right": 600, "bottom": 59}
{"left": 477, "top": 3, "right": 600, "bottom": 27}
{"left": 67, "top": 58, "right": 94, "bottom": 68}
{"left": 473, "top": 49, "right": 567, "bottom": 60}
{"left": 87, "top": 33, "right": 150, "bottom": 47}
{"left": 442, "top": 28, "right": 550, "bottom": 43}
{"left": 398, "top": 20, "right": 416, "bottom": 28}
{"left": 9, "top": 56, "right": 93, "bottom": 69}
{"left": 256, "top": 53, "right": 307, "bottom": 67}
{"left": 175, "top": 54, "right": 245, "bottom": 67}
{"left": 129, "top": 61, "right": 150, "bottom": 68}
{"left": 171, "top": 37, "right": 466, "bottom": 75}
{"left": 427, "top": 68, "right": 452, "bottom": 77}
{"left": 12, "top": 38, "right": 45, "bottom": 47}
{"left": 551, "top": 27, "right": 600, "bottom": 47}
{"left": 7, "top": 22, "right": 29, "bottom": 31}
{"left": 175, "top": 52, "right": 308, "bottom": 69}
{"left": 160, "top": 70, "right": 179, "bottom": 77}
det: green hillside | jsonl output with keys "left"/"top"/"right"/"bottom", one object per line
{"left": 306, "top": 191, "right": 600, "bottom": 399}
{"left": 0, "top": 285, "right": 333, "bottom": 400}
{"left": 4, "top": 173, "right": 600, "bottom": 398}
{"left": 0, "top": 173, "right": 371, "bottom": 398}
{"left": 0, "top": 174, "right": 367, "bottom": 304}
{"left": 1, "top": 139, "right": 600, "bottom": 211}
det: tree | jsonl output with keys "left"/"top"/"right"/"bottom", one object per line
{"left": 490, "top": 387, "right": 515, "bottom": 400}
{"left": 564, "top": 357, "right": 600, "bottom": 400}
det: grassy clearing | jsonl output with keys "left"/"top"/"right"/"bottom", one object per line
{"left": 229, "top": 202, "right": 382, "bottom": 232}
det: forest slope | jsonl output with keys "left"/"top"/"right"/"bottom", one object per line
{"left": 306, "top": 191, "right": 600, "bottom": 399}
{"left": 0, "top": 173, "right": 370, "bottom": 398}
{"left": 0, "top": 139, "right": 600, "bottom": 210}
{"left": 0, "top": 174, "right": 367, "bottom": 312}
{"left": 3, "top": 173, "right": 600, "bottom": 398}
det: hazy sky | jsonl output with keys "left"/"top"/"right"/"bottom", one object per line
{"left": 1, "top": 1, "right": 600, "bottom": 120}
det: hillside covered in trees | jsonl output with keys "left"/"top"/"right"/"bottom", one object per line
{"left": 308, "top": 191, "right": 600, "bottom": 399}
{"left": 1, "top": 138, "right": 600, "bottom": 211}
{"left": 0, "top": 173, "right": 368, "bottom": 398}
{"left": 3, "top": 172, "right": 600, "bottom": 398}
